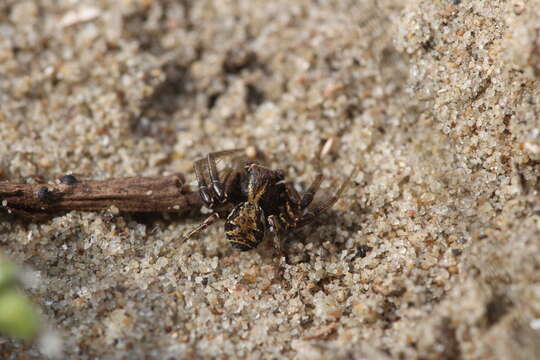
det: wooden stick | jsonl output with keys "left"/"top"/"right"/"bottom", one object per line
{"left": 0, "top": 174, "right": 203, "bottom": 220}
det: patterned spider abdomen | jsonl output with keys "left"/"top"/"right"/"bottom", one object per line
{"left": 224, "top": 202, "right": 266, "bottom": 251}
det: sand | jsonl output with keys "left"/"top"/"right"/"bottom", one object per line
{"left": 1, "top": 0, "right": 540, "bottom": 358}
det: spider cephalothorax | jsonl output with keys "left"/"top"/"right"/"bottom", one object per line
{"left": 184, "top": 149, "right": 357, "bottom": 255}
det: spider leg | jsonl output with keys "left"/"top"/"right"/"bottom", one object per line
{"left": 268, "top": 215, "right": 288, "bottom": 264}
{"left": 295, "top": 166, "right": 359, "bottom": 228}
{"left": 194, "top": 158, "right": 214, "bottom": 207}
{"left": 283, "top": 182, "right": 301, "bottom": 218}
{"left": 298, "top": 144, "right": 328, "bottom": 209}
{"left": 209, "top": 148, "right": 245, "bottom": 157}
{"left": 223, "top": 169, "right": 241, "bottom": 198}
{"left": 195, "top": 149, "right": 244, "bottom": 207}
{"left": 284, "top": 182, "right": 302, "bottom": 205}
{"left": 299, "top": 173, "right": 323, "bottom": 209}
{"left": 207, "top": 153, "right": 232, "bottom": 203}
{"left": 284, "top": 173, "right": 323, "bottom": 223}
{"left": 268, "top": 215, "right": 292, "bottom": 289}
{"left": 207, "top": 149, "right": 244, "bottom": 200}
{"left": 182, "top": 212, "right": 221, "bottom": 242}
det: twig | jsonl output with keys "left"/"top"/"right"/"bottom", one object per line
{"left": 0, "top": 174, "right": 202, "bottom": 220}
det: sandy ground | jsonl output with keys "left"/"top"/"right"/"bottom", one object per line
{"left": 1, "top": 0, "right": 540, "bottom": 359}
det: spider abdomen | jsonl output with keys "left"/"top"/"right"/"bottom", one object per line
{"left": 225, "top": 202, "right": 266, "bottom": 251}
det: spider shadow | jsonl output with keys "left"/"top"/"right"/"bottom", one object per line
{"left": 282, "top": 205, "right": 367, "bottom": 264}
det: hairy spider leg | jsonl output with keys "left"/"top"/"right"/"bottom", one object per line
{"left": 295, "top": 166, "right": 360, "bottom": 228}
{"left": 194, "top": 149, "right": 244, "bottom": 207}
{"left": 222, "top": 168, "right": 243, "bottom": 199}
{"left": 207, "top": 153, "right": 225, "bottom": 202}
{"left": 283, "top": 173, "right": 323, "bottom": 222}
{"left": 283, "top": 182, "right": 302, "bottom": 220}
{"left": 207, "top": 149, "right": 244, "bottom": 202}
{"left": 183, "top": 212, "right": 221, "bottom": 242}
{"left": 299, "top": 174, "right": 323, "bottom": 209}
{"left": 268, "top": 215, "right": 284, "bottom": 256}
{"left": 267, "top": 215, "right": 291, "bottom": 286}
{"left": 194, "top": 159, "right": 214, "bottom": 207}
{"left": 297, "top": 142, "right": 327, "bottom": 209}
{"left": 181, "top": 170, "right": 236, "bottom": 241}
{"left": 284, "top": 182, "right": 302, "bottom": 204}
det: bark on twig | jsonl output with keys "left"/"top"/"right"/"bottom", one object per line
{"left": 0, "top": 174, "right": 202, "bottom": 220}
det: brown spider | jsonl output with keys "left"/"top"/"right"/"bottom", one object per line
{"left": 184, "top": 149, "right": 358, "bottom": 256}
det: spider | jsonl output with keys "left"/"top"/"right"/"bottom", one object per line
{"left": 184, "top": 149, "right": 358, "bottom": 256}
